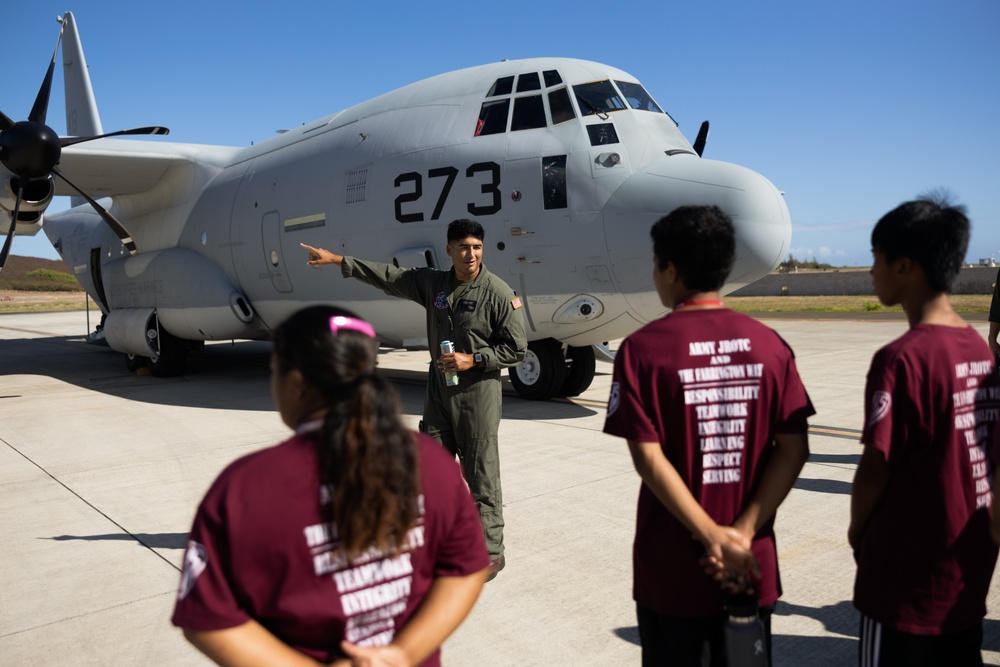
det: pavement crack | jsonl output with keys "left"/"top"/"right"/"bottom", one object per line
{"left": 0, "top": 590, "right": 176, "bottom": 639}
{"left": 2, "top": 437, "right": 182, "bottom": 573}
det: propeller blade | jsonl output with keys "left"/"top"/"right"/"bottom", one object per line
{"left": 693, "top": 120, "right": 710, "bottom": 158}
{"left": 53, "top": 166, "right": 137, "bottom": 255}
{"left": 0, "top": 110, "right": 14, "bottom": 132}
{"left": 28, "top": 20, "right": 66, "bottom": 125}
{"left": 60, "top": 126, "right": 170, "bottom": 148}
{"left": 0, "top": 182, "right": 25, "bottom": 274}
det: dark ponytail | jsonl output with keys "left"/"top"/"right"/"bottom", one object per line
{"left": 273, "top": 306, "right": 420, "bottom": 561}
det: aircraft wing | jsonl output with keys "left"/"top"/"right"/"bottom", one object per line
{"left": 54, "top": 139, "right": 241, "bottom": 198}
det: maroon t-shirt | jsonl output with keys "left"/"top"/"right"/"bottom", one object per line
{"left": 603, "top": 308, "right": 814, "bottom": 616}
{"left": 171, "top": 430, "right": 488, "bottom": 665}
{"left": 854, "top": 324, "right": 1000, "bottom": 635}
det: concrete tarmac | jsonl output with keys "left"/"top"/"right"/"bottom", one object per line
{"left": 2, "top": 310, "right": 999, "bottom": 666}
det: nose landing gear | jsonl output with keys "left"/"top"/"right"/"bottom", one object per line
{"left": 508, "top": 338, "right": 597, "bottom": 400}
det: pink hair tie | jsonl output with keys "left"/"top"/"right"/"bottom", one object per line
{"left": 329, "top": 315, "right": 376, "bottom": 339}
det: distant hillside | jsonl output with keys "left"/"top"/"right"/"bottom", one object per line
{"left": 0, "top": 255, "right": 84, "bottom": 292}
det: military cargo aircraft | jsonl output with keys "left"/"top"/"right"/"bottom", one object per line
{"left": 1, "top": 12, "right": 791, "bottom": 400}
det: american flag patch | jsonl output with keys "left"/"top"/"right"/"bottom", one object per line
{"left": 511, "top": 297, "right": 522, "bottom": 309}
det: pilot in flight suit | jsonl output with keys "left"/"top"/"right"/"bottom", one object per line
{"left": 302, "top": 219, "right": 527, "bottom": 578}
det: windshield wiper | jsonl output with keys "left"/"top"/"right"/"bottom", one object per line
{"left": 576, "top": 94, "right": 609, "bottom": 120}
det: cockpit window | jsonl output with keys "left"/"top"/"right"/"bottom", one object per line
{"left": 476, "top": 69, "right": 578, "bottom": 136}
{"left": 475, "top": 99, "right": 510, "bottom": 136}
{"left": 543, "top": 70, "right": 562, "bottom": 87}
{"left": 615, "top": 80, "right": 663, "bottom": 113}
{"left": 516, "top": 72, "right": 541, "bottom": 92}
{"left": 573, "top": 80, "right": 627, "bottom": 117}
{"left": 548, "top": 87, "right": 575, "bottom": 125}
{"left": 487, "top": 76, "right": 514, "bottom": 97}
{"left": 512, "top": 95, "right": 546, "bottom": 131}
{"left": 587, "top": 123, "right": 620, "bottom": 146}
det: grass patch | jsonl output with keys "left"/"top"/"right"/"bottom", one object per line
{"left": 0, "top": 292, "right": 99, "bottom": 314}
{"left": 725, "top": 294, "right": 991, "bottom": 313}
{"left": 0, "top": 256, "right": 93, "bottom": 312}
{"left": 7, "top": 268, "right": 82, "bottom": 292}
{"left": 0, "top": 255, "right": 85, "bottom": 292}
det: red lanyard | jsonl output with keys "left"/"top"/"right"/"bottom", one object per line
{"left": 674, "top": 298, "right": 724, "bottom": 310}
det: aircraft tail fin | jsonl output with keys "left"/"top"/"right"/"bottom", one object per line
{"left": 60, "top": 12, "right": 103, "bottom": 208}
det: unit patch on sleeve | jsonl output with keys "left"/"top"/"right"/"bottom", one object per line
{"left": 177, "top": 541, "right": 209, "bottom": 600}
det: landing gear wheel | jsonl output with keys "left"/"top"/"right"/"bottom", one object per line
{"left": 147, "top": 326, "right": 187, "bottom": 377}
{"left": 559, "top": 345, "right": 596, "bottom": 397}
{"left": 508, "top": 338, "right": 567, "bottom": 401}
{"left": 125, "top": 353, "right": 148, "bottom": 372}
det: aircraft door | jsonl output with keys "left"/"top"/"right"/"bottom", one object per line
{"left": 89, "top": 247, "right": 110, "bottom": 311}
{"left": 261, "top": 211, "right": 293, "bottom": 293}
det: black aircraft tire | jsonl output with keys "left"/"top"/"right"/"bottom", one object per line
{"left": 125, "top": 353, "right": 148, "bottom": 372}
{"left": 508, "top": 339, "right": 567, "bottom": 401}
{"left": 559, "top": 345, "right": 596, "bottom": 397}
{"left": 148, "top": 328, "right": 188, "bottom": 377}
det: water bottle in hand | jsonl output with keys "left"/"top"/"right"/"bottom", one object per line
{"left": 440, "top": 340, "right": 459, "bottom": 386}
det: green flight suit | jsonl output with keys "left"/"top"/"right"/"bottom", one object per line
{"left": 340, "top": 257, "right": 528, "bottom": 557}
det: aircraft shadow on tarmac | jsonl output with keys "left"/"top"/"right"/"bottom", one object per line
{"left": 1, "top": 334, "right": 598, "bottom": 417}
{"left": 0, "top": 335, "right": 276, "bottom": 411}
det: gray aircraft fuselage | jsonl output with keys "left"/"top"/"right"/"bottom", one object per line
{"left": 6, "top": 14, "right": 790, "bottom": 396}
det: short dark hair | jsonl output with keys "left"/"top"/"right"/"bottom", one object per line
{"left": 447, "top": 218, "right": 485, "bottom": 243}
{"left": 651, "top": 205, "right": 735, "bottom": 291}
{"left": 870, "top": 194, "right": 969, "bottom": 293}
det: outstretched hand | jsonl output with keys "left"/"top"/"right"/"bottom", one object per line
{"left": 301, "top": 243, "right": 344, "bottom": 267}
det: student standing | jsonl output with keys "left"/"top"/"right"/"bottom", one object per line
{"left": 849, "top": 196, "right": 1000, "bottom": 666}
{"left": 172, "top": 306, "right": 489, "bottom": 666}
{"left": 603, "top": 205, "right": 814, "bottom": 665}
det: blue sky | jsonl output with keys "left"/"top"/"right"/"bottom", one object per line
{"left": 7, "top": 0, "right": 999, "bottom": 267}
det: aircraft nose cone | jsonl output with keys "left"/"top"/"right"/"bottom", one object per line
{"left": 602, "top": 155, "right": 790, "bottom": 322}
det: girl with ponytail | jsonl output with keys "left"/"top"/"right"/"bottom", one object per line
{"left": 173, "top": 306, "right": 489, "bottom": 666}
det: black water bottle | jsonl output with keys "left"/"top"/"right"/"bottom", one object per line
{"left": 724, "top": 593, "right": 768, "bottom": 667}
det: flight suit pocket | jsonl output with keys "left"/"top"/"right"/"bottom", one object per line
{"left": 453, "top": 299, "right": 479, "bottom": 332}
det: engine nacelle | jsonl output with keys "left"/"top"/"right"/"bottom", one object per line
{"left": 103, "top": 307, "right": 159, "bottom": 358}
{"left": 0, "top": 173, "right": 54, "bottom": 235}
{"left": 102, "top": 247, "right": 257, "bottom": 345}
